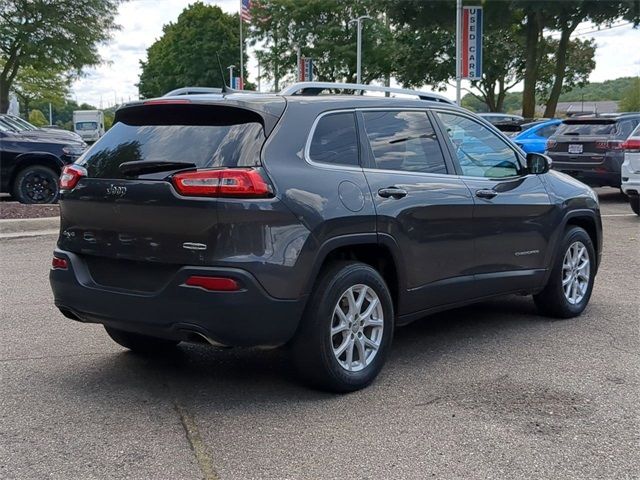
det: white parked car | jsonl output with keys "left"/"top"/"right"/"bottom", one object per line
{"left": 621, "top": 124, "right": 640, "bottom": 215}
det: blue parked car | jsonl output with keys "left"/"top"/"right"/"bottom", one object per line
{"left": 513, "top": 119, "right": 562, "bottom": 154}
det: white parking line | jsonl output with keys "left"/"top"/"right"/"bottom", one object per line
{"left": 601, "top": 213, "right": 637, "bottom": 217}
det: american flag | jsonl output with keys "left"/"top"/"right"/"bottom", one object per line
{"left": 240, "top": 0, "right": 251, "bottom": 22}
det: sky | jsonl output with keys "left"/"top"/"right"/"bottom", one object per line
{"left": 70, "top": 0, "right": 640, "bottom": 107}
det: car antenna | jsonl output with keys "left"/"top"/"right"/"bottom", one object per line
{"left": 216, "top": 54, "right": 241, "bottom": 95}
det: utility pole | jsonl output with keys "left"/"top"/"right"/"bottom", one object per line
{"left": 257, "top": 57, "right": 261, "bottom": 92}
{"left": 455, "top": 0, "right": 462, "bottom": 105}
{"left": 227, "top": 65, "right": 236, "bottom": 87}
{"left": 349, "top": 15, "right": 372, "bottom": 84}
{"left": 239, "top": 13, "right": 244, "bottom": 89}
{"left": 48, "top": 103, "right": 52, "bottom": 125}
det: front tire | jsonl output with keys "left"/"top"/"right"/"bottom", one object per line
{"left": 534, "top": 226, "right": 596, "bottom": 318}
{"left": 104, "top": 326, "right": 179, "bottom": 354}
{"left": 629, "top": 195, "right": 640, "bottom": 216}
{"left": 13, "top": 165, "right": 60, "bottom": 204}
{"left": 291, "top": 262, "right": 394, "bottom": 393}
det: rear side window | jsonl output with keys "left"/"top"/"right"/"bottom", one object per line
{"left": 556, "top": 122, "right": 615, "bottom": 136}
{"left": 308, "top": 112, "right": 359, "bottom": 166}
{"left": 79, "top": 119, "right": 265, "bottom": 179}
{"left": 362, "top": 111, "right": 447, "bottom": 174}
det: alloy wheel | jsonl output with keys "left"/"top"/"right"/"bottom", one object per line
{"left": 562, "top": 241, "right": 590, "bottom": 305}
{"left": 331, "top": 284, "right": 384, "bottom": 372}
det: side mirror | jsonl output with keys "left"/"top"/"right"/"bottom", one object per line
{"left": 527, "top": 152, "right": 552, "bottom": 175}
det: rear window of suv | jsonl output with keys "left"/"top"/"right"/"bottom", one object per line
{"left": 78, "top": 109, "right": 265, "bottom": 179}
{"left": 556, "top": 121, "right": 616, "bottom": 136}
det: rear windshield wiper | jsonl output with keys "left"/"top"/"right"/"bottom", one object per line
{"left": 119, "top": 161, "right": 197, "bottom": 176}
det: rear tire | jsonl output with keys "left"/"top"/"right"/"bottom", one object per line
{"left": 13, "top": 165, "right": 59, "bottom": 204}
{"left": 291, "top": 261, "right": 394, "bottom": 393}
{"left": 534, "top": 226, "right": 595, "bottom": 319}
{"left": 104, "top": 326, "right": 179, "bottom": 354}
{"left": 629, "top": 195, "right": 640, "bottom": 216}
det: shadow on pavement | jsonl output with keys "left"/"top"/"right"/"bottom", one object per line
{"left": 53, "top": 294, "right": 549, "bottom": 407}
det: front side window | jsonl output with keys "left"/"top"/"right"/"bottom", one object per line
{"left": 309, "top": 112, "right": 359, "bottom": 166}
{"left": 437, "top": 112, "right": 521, "bottom": 178}
{"left": 362, "top": 111, "right": 447, "bottom": 174}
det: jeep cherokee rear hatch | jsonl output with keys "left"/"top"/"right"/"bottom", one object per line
{"left": 547, "top": 118, "right": 622, "bottom": 161}
{"left": 56, "top": 99, "right": 285, "bottom": 291}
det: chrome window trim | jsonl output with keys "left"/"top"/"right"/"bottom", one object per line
{"left": 303, "top": 109, "right": 363, "bottom": 172}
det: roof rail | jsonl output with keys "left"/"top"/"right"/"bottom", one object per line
{"left": 163, "top": 87, "right": 223, "bottom": 97}
{"left": 280, "top": 82, "right": 454, "bottom": 105}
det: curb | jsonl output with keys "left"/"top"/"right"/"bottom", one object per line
{"left": 0, "top": 217, "right": 59, "bottom": 237}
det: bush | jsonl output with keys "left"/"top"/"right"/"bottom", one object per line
{"left": 28, "top": 109, "right": 48, "bottom": 127}
{"left": 619, "top": 77, "right": 640, "bottom": 112}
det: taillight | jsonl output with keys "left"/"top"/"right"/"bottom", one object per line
{"left": 51, "top": 256, "right": 68, "bottom": 270}
{"left": 597, "top": 140, "right": 623, "bottom": 150}
{"left": 184, "top": 276, "right": 240, "bottom": 291}
{"left": 172, "top": 168, "right": 271, "bottom": 198}
{"left": 622, "top": 138, "right": 640, "bottom": 152}
{"left": 60, "top": 165, "right": 87, "bottom": 190}
{"left": 546, "top": 139, "right": 557, "bottom": 150}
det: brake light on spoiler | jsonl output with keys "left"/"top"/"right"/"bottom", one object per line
{"left": 172, "top": 168, "right": 271, "bottom": 198}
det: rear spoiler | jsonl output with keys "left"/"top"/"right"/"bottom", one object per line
{"left": 563, "top": 118, "right": 616, "bottom": 124}
{"left": 114, "top": 98, "right": 286, "bottom": 136}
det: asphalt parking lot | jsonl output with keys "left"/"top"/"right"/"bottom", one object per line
{"left": 1, "top": 188, "right": 638, "bottom": 480}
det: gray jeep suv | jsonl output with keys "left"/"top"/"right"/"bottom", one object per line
{"left": 50, "top": 83, "right": 602, "bottom": 392}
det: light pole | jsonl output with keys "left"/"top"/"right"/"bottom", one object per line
{"left": 227, "top": 65, "right": 236, "bottom": 88}
{"left": 349, "top": 15, "right": 372, "bottom": 84}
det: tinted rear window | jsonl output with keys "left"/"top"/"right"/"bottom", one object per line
{"left": 556, "top": 122, "right": 615, "bottom": 136}
{"left": 309, "top": 112, "right": 359, "bottom": 166}
{"left": 78, "top": 121, "right": 265, "bottom": 179}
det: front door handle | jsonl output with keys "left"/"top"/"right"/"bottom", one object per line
{"left": 378, "top": 187, "right": 408, "bottom": 199}
{"left": 475, "top": 188, "right": 498, "bottom": 199}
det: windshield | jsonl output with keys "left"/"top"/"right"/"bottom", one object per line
{"left": 0, "top": 116, "right": 28, "bottom": 131}
{"left": 78, "top": 121, "right": 265, "bottom": 179}
{"left": 76, "top": 122, "right": 98, "bottom": 131}
{"left": 7, "top": 115, "right": 37, "bottom": 130}
{"left": 556, "top": 122, "right": 615, "bottom": 136}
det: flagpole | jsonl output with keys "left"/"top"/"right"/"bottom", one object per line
{"left": 455, "top": 0, "right": 462, "bottom": 105}
{"left": 239, "top": 1, "right": 244, "bottom": 89}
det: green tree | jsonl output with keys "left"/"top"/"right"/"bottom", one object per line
{"left": 250, "top": 0, "right": 395, "bottom": 90}
{"left": 619, "top": 77, "right": 640, "bottom": 112}
{"left": 0, "top": 0, "right": 123, "bottom": 113}
{"left": 28, "top": 108, "right": 47, "bottom": 126}
{"left": 138, "top": 3, "right": 246, "bottom": 98}
{"left": 519, "top": 0, "right": 639, "bottom": 118}
{"left": 12, "top": 66, "right": 71, "bottom": 118}
{"left": 536, "top": 37, "right": 596, "bottom": 110}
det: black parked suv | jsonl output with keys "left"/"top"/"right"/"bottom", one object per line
{"left": 50, "top": 83, "right": 602, "bottom": 392}
{"left": 0, "top": 121, "right": 86, "bottom": 203}
{"left": 546, "top": 113, "right": 640, "bottom": 188}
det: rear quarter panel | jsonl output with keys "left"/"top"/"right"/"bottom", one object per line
{"left": 258, "top": 101, "right": 377, "bottom": 299}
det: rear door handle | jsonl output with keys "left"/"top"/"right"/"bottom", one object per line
{"left": 475, "top": 188, "right": 498, "bottom": 199}
{"left": 378, "top": 187, "right": 408, "bottom": 199}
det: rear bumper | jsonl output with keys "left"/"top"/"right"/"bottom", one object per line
{"left": 549, "top": 153, "right": 623, "bottom": 187}
{"left": 49, "top": 249, "right": 305, "bottom": 347}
